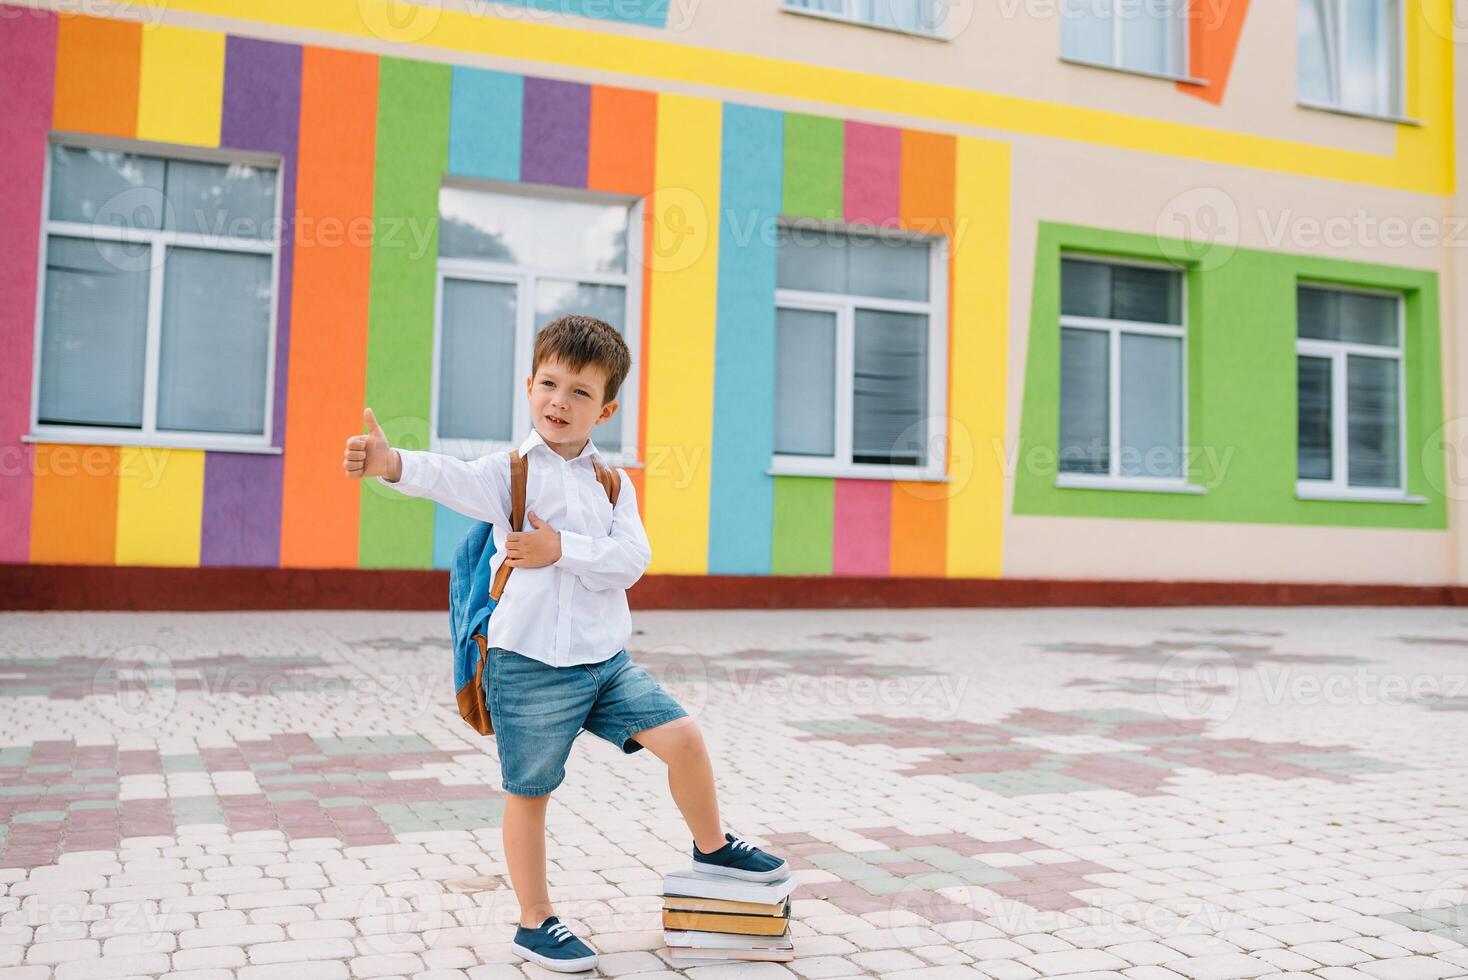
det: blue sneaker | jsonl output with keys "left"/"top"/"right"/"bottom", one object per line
{"left": 510, "top": 915, "right": 597, "bottom": 973}
{"left": 692, "top": 832, "right": 790, "bottom": 882}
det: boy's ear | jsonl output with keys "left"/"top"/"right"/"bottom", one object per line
{"left": 597, "top": 398, "right": 619, "bottom": 424}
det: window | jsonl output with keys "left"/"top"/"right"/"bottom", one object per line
{"left": 1298, "top": 0, "right": 1403, "bottom": 118}
{"left": 1057, "top": 256, "right": 1190, "bottom": 489}
{"left": 32, "top": 142, "right": 281, "bottom": 451}
{"left": 434, "top": 182, "right": 642, "bottom": 463}
{"left": 772, "top": 223, "right": 948, "bottom": 480}
{"left": 782, "top": 0, "right": 948, "bottom": 38}
{"left": 1061, "top": 0, "right": 1189, "bottom": 78}
{"left": 1296, "top": 284, "right": 1406, "bottom": 498}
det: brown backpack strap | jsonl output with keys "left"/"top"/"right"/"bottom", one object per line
{"left": 592, "top": 459, "right": 622, "bottom": 507}
{"left": 488, "top": 451, "right": 528, "bottom": 601}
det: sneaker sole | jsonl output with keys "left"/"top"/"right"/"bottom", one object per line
{"left": 511, "top": 941, "right": 598, "bottom": 973}
{"left": 691, "top": 859, "right": 791, "bottom": 882}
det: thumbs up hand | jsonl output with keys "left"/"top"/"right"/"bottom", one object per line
{"left": 343, "top": 407, "right": 400, "bottom": 481}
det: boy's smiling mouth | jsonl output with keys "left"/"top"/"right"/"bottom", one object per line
{"left": 545, "top": 413, "right": 569, "bottom": 429}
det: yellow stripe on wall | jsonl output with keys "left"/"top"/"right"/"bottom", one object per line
{"left": 945, "top": 136, "right": 1010, "bottom": 579}
{"left": 115, "top": 446, "right": 206, "bottom": 566}
{"left": 136, "top": 24, "right": 224, "bottom": 147}
{"left": 125, "top": 0, "right": 1453, "bottom": 194}
{"left": 644, "top": 94, "right": 721, "bottom": 575}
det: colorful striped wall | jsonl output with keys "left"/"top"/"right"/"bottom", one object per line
{"left": 0, "top": 6, "right": 1011, "bottom": 579}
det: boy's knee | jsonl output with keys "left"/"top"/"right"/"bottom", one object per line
{"left": 646, "top": 720, "right": 704, "bottom": 759}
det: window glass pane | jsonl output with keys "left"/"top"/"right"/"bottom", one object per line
{"left": 846, "top": 235, "right": 930, "bottom": 301}
{"left": 852, "top": 0, "right": 940, "bottom": 32}
{"left": 438, "top": 186, "right": 628, "bottom": 272}
{"left": 157, "top": 248, "right": 272, "bottom": 435}
{"left": 165, "top": 158, "right": 278, "bottom": 240}
{"left": 1347, "top": 353, "right": 1400, "bottom": 487}
{"left": 853, "top": 309, "right": 928, "bottom": 466}
{"left": 535, "top": 280, "right": 629, "bottom": 452}
{"left": 786, "top": 0, "right": 843, "bottom": 11}
{"left": 1342, "top": 0, "right": 1397, "bottom": 114}
{"left": 439, "top": 279, "right": 517, "bottom": 443}
{"left": 49, "top": 145, "right": 166, "bottom": 229}
{"left": 1061, "top": 0, "right": 1113, "bottom": 63}
{"left": 777, "top": 226, "right": 846, "bottom": 294}
{"left": 1059, "top": 327, "right": 1110, "bottom": 474}
{"left": 1298, "top": 0, "right": 1335, "bottom": 104}
{"left": 774, "top": 307, "right": 837, "bottom": 457}
{"left": 1118, "top": 0, "right": 1171, "bottom": 74}
{"left": 1297, "top": 355, "right": 1333, "bottom": 481}
{"left": 38, "top": 237, "right": 150, "bottom": 428}
{"left": 1111, "top": 264, "right": 1182, "bottom": 324}
{"left": 1061, "top": 258, "right": 1111, "bottom": 318}
{"left": 1118, "top": 333, "right": 1183, "bottom": 478}
{"left": 1297, "top": 286, "right": 1398, "bottom": 346}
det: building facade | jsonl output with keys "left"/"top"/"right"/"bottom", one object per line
{"left": 0, "top": 0, "right": 1464, "bottom": 601}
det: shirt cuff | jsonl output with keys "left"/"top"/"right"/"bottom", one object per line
{"left": 554, "top": 529, "right": 597, "bottom": 573}
{"left": 378, "top": 449, "right": 427, "bottom": 495}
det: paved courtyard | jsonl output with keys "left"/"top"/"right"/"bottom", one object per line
{"left": 0, "top": 606, "right": 1465, "bottom": 980}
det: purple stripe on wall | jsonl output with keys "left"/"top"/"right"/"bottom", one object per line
{"left": 520, "top": 76, "right": 589, "bottom": 188}
{"left": 0, "top": 9, "right": 57, "bottom": 563}
{"left": 202, "top": 36, "right": 303, "bottom": 567}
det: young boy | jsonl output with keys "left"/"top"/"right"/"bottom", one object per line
{"left": 341, "top": 314, "right": 788, "bottom": 972}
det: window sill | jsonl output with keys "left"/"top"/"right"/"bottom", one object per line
{"left": 23, "top": 431, "right": 281, "bottom": 455}
{"left": 1059, "top": 56, "right": 1207, "bottom": 87}
{"left": 780, "top": 4, "right": 950, "bottom": 41}
{"left": 767, "top": 460, "right": 950, "bottom": 483}
{"left": 1296, "top": 100, "right": 1420, "bottom": 127}
{"left": 1056, "top": 474, "right": 1207, "bottom": 494}
{"left": 1296, "top": 482, "right": 1427, "bottom": 504}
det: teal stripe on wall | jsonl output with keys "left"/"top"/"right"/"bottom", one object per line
{"left": 448, "top": 67, "right": 522, "bottom": 181}
{"left": 708, "top": 104, "right": 784, "bottom": 574}
{"left": 359, "top": 58, "right": 452, "bottom": 569}
{"left": 432, "top": 504, "right": 479, "bottom": 569}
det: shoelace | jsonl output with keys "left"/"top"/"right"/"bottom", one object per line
{"left": 728, "top": 835, "right": 757, "bottom": 853}
{"left": 547, "top": 921, "right": 575, "bottom": 943}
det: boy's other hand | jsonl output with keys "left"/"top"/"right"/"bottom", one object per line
{"left": 504, "top": 512, "right": 561, "bottom": 568}
{"left": 343, "top": 406, "right": 399, "bottom": 481}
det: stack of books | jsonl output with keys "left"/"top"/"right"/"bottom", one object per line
{"left": 661, "top": 866, "right": 797, "bottom": 965}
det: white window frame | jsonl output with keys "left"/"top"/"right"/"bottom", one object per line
{"left": 1055, "top": 253, "right": 1202, "bottom": 494}
{"left": 1297, "top": 0, "right": 1408, "bottom": 122}
{"left": 430, "top": 179, "right": 644, "bottom": 470}
{"left": 770, "top": 219, "right": 949, "bottom": 483}
{"left": 1294, "top": 281, "right": 1419, "bottom": 502}
{"left": 26, "top": 134, "right": 285, "bottom": 455}
{"left": 780, "top": 0, "right": 952, "bottom": 40}
{"left": 1059, "top": 0, "right": 1199, "bottom": 85}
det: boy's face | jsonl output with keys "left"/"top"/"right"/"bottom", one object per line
{"left": 525, "top": 355, "right": 618, "bottom": 451}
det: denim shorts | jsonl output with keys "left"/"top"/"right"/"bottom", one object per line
{"left": 484, "top": 647, "right": 689, "bottom": 796}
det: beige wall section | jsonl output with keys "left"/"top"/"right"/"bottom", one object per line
{"left": 997, "top": 132, "right": 1453, "bottom": 582}
{"left": 1446, "top": 0, "right": 1468, "bottom": 585}
{"left": 1005, "top": 516, "right": 1451, "bottom": 583}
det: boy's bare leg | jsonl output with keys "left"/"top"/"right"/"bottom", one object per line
{"left": 629, "top": 717, "right": 726, "bottom": 853}
{"left": 502, "top": 792, "right": 555, "bottom": 927}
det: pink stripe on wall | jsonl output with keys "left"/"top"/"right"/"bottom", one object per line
{"left": 843, "top": 120, "right": 901, "bottom": 227}
{"left": 833, "top": 479, "right": 892, "bottom": 576}
{"left": 0, "top": 8, "right": 57, "bottom": 562}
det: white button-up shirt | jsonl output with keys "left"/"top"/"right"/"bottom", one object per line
{"left": 379, "top": 429, "right": 650, "bottom": 667}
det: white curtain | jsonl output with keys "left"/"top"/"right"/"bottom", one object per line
{"left": 1059, "top": 327, "right": 1110, "bottom": 474}
{"left": 1347, "top": 354, "right": 1400, "bottom": 487}
{"left": 1119, "top": 332, "right": 1183, "bottom": 478}
{"left": 774, "top": 308, "right": 837, "bottom": 457}
{"left": 853, "top": 309, "right": 927, "bottom": 465}
{"left": 439, "top": 278, "right": 517, "bottom": 442}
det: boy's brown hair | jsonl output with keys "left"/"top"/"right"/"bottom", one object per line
{"left": 531, "top": 314, "right": 631, "bottom": 405}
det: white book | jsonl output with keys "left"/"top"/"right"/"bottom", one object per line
{"left": 665, "top": 929, "right": 795, "bottom": 950}
{"left": 661, "top": 867, "right": 797, "bottom": 905}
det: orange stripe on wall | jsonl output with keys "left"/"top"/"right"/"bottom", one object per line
{"left": 588, "top": 86, "right": 656, "bottom": 195}
{"left": 279, "top": 46, "right": 379, "bottom": 568}
{"left": 891, "top": 128, "right": 955, "bottom": 576}
{"left": 1179, "top": 0, "right": 1251, "bottom": 105}
{"left": 898, "top": 129, "right": 955, "bottom": 237}
{"left": 52, "top": 15, "right": 139, "bottom": 136}
{"left": 29, "top": 445, "right": 119, "bottom": 565}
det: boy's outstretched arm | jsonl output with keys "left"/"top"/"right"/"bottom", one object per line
{"left": 551, "top": 469, "right": 651, "bottom": 592}
{"left": 341, "top": 407, "right": 512, "bottom": 528}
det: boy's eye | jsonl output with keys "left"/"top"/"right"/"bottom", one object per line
{"left": 540, "top": 380, "right": 554, "bottom": 387}
{"left": 575, "top": 389, "right": 589, "bottom": 397}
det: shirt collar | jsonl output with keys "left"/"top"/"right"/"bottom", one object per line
{"left": 518, "top": 427, "right": 599, "bottom": 465}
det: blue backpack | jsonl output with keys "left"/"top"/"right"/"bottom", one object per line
{"left": 449, "top": 450, "right": 621, "bottom": 735}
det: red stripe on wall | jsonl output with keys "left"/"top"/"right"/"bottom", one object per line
{"left": 0, "top": 8, "right": 56, "bottom": 562}
{"left": 843, "top": 120, "right": 901, "bottom": 228}
{"left": 279, "top": 46, "right": 379, "bottom": 568}
{"left": 832, "top": 479, "right": 891, "bottom": 576}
